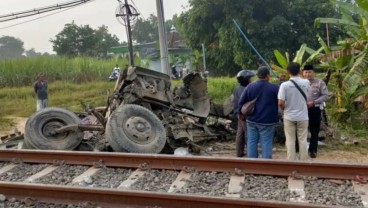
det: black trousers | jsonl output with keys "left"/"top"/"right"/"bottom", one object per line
{"left": 236, "top": 118, "right": 246, "bottom": 157}
{"left": 308, "top": 107, "right": 321, "bottom": 154}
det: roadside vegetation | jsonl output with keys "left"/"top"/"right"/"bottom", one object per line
{"left": 0, "top": 56, "right": 141, "bottom": 87}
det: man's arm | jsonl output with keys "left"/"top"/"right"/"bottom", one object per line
{"left": 277, "top": 83, "right": 286, "bottom": 111}
{"left": 237, "top": 86, "right": 250, "bottom": 115}
{"left": 314, "top": 80, "right": 329, "bottom": 104}
{"left": 278, "top": 99, "right": 285, "bottom": 111}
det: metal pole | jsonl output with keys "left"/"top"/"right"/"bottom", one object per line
{"left": 201, "top": 43, "right": 206, "bottom": 72}
{"left": 232, "top": 19, "right": 278, "bottom": 77}
{"left": 156, "top": 0, "right": 170, "bottom": 75}
{"left": 325, "top": 23, "right": 330, "bottom": 48}
{"left": 125, "top": 0, "right": 134, "bottom": 66}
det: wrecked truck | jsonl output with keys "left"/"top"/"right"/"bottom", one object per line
{"left": 23, "top": 66, "right": 234, "bottom": 154}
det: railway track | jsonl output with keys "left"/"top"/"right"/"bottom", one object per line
{"left": 0, "top": 150, "right": 366, "bottom": 208}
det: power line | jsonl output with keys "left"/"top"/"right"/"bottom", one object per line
{"left": 0, "top": 6, "right": 76, "bottom": 30}
{"left": 0, "top": 0, "right": 94, "bottom": 23}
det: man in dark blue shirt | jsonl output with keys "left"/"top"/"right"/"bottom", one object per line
{"left": 34, "top": 73, "right": 48, "bottom": 111}
{"left": 238, "top": 66, "right": 279, "bottom": 159}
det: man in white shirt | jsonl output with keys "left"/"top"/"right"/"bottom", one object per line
{"left": 278, "top": 62, "right": 310, "bottom": 161}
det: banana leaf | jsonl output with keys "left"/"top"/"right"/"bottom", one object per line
{"left": 315, "top": 18, "right": 359, "bottom": 27}
{"left": 271, "top": 64, "right": 287, "bottom": 75}
{"left": 336, "top": 0, "right": 368, "bottom": 18}
{"left": 304, "top": 47, "right": 324, "bottom": 66}
{"left": 274, "top": 50, "right": 288, "bottom": 69}
{"left": 356, "top": 0, "right": 368, "bottom": 13}
{"left": 293, "top": 44, "right": 306, "bottom": 64}
{"left": 317, "top": 34, "right": 330, "bottom": 54}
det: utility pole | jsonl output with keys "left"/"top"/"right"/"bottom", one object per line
{"left": 202, "top": 43, "right": 206, "bottom": 72}
{"left": 156, "top": 0, "right": 170, "bottom": 75}
{"left": 124, "top": 0, "right": 134, "bottom": 66}
{"left": 116, "top": 0, "right": 139, "bottom": 66}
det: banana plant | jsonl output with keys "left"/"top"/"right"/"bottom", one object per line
{"left": 315, "top": 0, "right": 368, "bottom": 122}
{"left": 271, "top": 43, "right": 323, "bottom": 75}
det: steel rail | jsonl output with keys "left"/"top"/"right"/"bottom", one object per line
{"left": 0, "top": 150, "right": 367, "bottom": 180}
{"left": 0, "top": 182, "right": 335, "bottom": 208}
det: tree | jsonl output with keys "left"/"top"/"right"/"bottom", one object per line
{"left": 131, "top": 14, "right": 179, "bottom": 44}
{"left": 25, "top": 48, "right": 42, "bottom": 57}
{"left": 95, "top": 26, "right": 120, "bottom": 57}
{"left": 132, "top": 14, "right": 158, "bottom": 43}
{"left": 176, "top": 0, "right": 341, "bottom": 75}
{"left": 0, "top": 36, "right": 24, "bottom": 59}
{"left": 51, "top": 22, "right": 120, "bottom": 57}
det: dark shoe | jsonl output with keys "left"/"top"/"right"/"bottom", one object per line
{"left": 309, "top": 152, "right": 317, "bottom": 158}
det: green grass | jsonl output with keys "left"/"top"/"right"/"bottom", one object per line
{"left": 207, "top": 77, "right": 238, "bottom": 103}
{"left": 174, "top": 77, "right": 238, "bottom": 103}
{"left": 0, "top": 56, "right": 143, "bottom": 87}
{"left": 0, "top": 118, "right": 15, "bottom": 132}
{"left": 0, "top": 81, "right": 115, "bottom": 119}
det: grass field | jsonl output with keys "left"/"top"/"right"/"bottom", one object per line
{"left": 0, "top": 77, "right": 237, "bottom": 119}
{"left": 0, "top": 56, "right": 146, "bottom": 87}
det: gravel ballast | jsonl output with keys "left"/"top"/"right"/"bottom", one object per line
{"left": 304, "top": 178, "right": 364, "bottom": 207}
{"left": 0, "top": 163, "right": 48, "bottom": 182}
{"left": 178, "top": 171, "right": 231, "bottom": 196}
{"left": 130, "top": 169, "right": 179, "bottom": 192}
{"left": 35, "top": 165, "right": 89, "bottom": 185}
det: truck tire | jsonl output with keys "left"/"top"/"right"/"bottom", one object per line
{"left": 106, "top": 104, "right": 166, "bottom": 154}
{"left": 24, "top": 107, "right": 83, "bottom": 150}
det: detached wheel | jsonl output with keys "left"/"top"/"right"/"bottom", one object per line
{"left": 24, "top": 107, "right": 83, "bottom": 150}
{"left": 106, "top": 104, "right": 166, "bottom": 154}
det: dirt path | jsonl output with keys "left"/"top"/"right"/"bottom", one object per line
{"left": 205, "top": 141, "right": 368, "bottom": 163}
{"left": 0, "top": 117, "right": 27, "bottom": 137}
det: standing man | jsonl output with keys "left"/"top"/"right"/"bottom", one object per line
{"left": 238, "top": 66, "right": 279, "bottom": 159}
{"left": 233, "top": 69, "right": 255, "bottom": 157}
{"left": 303, "top": 65, "right": 329, "bottom": 158}
{"left": 278, "top": 62, "right": 310, "bottom": 161}
{"left": 34, "top": 73, "right": 48, "bottom": 111}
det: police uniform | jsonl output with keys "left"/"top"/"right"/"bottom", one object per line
{"left": 307, "top": 78, "right": 329, "bottom": 156}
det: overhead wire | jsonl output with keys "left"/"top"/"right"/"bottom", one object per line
{"left": 130, "top": 0, "right": 143, "bottom": 19}
{"left": 0, "top": 0, "right": 94, "bottom": 23}
{"left": 0, "top": 6, "right": 79, "bottom": 30}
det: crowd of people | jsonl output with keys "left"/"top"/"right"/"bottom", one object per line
{"left": 234, "top": 62, "right": 329, "bottom": 160}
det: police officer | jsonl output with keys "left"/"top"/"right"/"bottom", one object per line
{"left": 303, "top": 65, "right": 329, "bottom": 158}
{"left": 234, "top": 69, "right": 255, "bottom": 157}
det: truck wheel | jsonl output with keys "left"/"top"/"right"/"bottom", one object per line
{"left": 106, "top": 104, "right": 166, "bottom": 154}
{"left": 24, "top": 108, "right": 83, "bottom": 150}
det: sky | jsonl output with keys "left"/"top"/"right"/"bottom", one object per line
{"left": 0, "top": 0, "right": 189, "bottom": 53}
